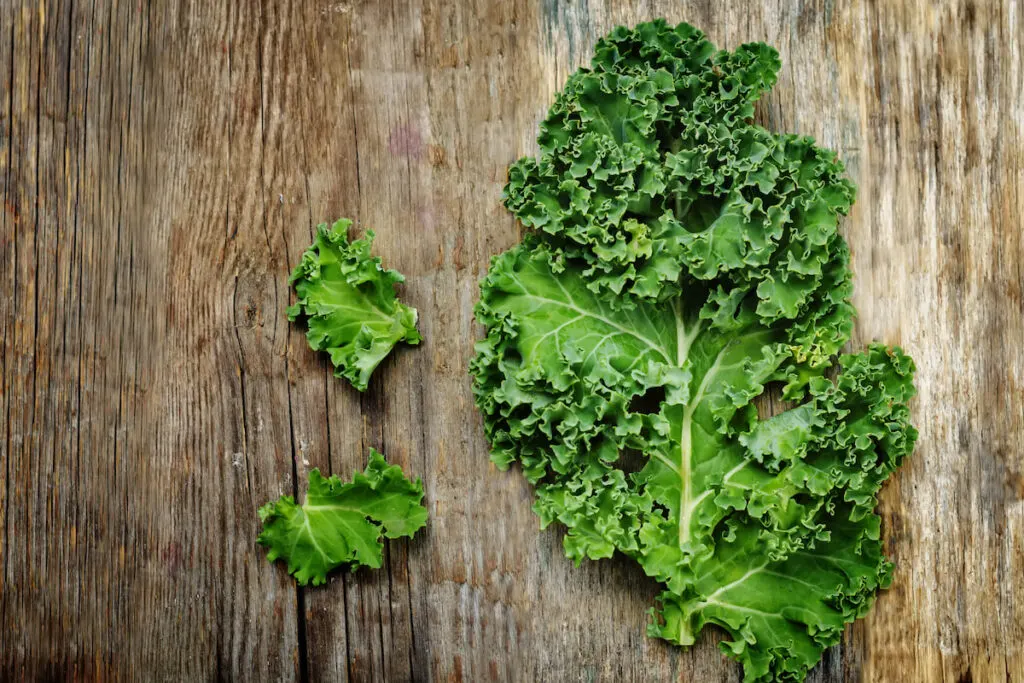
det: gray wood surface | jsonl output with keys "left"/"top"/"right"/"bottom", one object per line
{"left": 1, "top": 0, "right": 1021, "bottom": 681}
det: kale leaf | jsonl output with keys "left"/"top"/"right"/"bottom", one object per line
{"left": 470, "top": 20, "right": 917, "bottom": 682}
{"left": 288, "top": 219, "right": 420, "bottom": 392}
{"left": 258, "top": 450, "right": 427, "bottom": 586}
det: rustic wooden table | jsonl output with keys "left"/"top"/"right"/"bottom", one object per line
{"left": 2, "top": 1, "right": 1021, "bottom": 681}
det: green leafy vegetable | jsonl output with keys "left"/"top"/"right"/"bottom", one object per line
{"left": 257, "top": 449, "right": 427, "bottom": 586}
{"left": 470, "top": 19, "right": 917, "bottom": 682}
{"left": 288, "top": 218, "right": 421, "bottom": 391}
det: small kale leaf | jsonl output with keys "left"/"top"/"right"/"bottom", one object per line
{"left": 288, "top": 219, "right": 421, "bottom": 391}
{"left": 257, "top": 450, "right": 427, "bottom": 586}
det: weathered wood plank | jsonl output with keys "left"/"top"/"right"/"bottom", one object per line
{"left": 1, "top": 0, "right": 1022, "bottom": 681}
{"left": 126, "top": 0, "right": 303, "bottom": 679}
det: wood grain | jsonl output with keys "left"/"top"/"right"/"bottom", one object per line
{"left": 1, "top": 0, "right": 1021, "bottom": 681}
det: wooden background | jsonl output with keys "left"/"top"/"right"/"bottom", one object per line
{"left": 1, "top": 0, "right": 1021, "bottom": 681}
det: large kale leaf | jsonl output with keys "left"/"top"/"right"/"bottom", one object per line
{"left": 470, "top": 20, "right": 917, "bottom": 682}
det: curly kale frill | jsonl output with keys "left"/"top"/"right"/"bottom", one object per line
{"left": 470, "top": 19, "right": 917, "bottom": 683}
